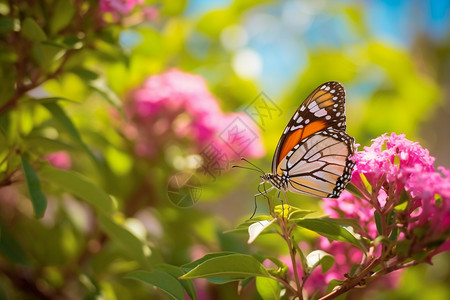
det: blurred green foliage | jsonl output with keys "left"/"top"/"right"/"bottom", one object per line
{"left": 0, "top": 0, "right": 448, "bottom": 299}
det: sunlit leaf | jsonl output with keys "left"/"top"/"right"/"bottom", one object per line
{"left": 325, "top": 279, "right": 343, "bottom": 294}
{"left": 90, "top": 78, "right": 124, "bottom": 116}
{"left": 21, "top": 17, "right": 46, "bottom": 41}
{"left": 20, "top": 156, "right": 47, "bottom": 218}
{"left": 223, "top": 215, "right": 273, "bottom": 234}
{"left": 182, "top": 252, "right": 237, "bottom": 270}
{"left": 255, "top": 277, "right": 281, "bottom": 300}
{"left": 42, "top": 102, "right": 94, "bottom": 159}
{"left": 40, "top": 167, "right": 114, "bottom": 214}
{"left": 289, "top": 208, "right": 315, "bottom": 219}
{"left": 306, "top": 250, "right": 335, "bottom": 273}
{"left": 50, "top": 0, "right": 75, "bottom": 34}
{"left": 155, "top": 264, "right": 197, "bottom": 300}
{"left": 248, "top": 219, "right": 276, "bottom": 244}
{"left": 295, "top": 218, "right": 366, "bottom": 253}
{"left": 99, "top": 214, "right": 151, "bottom": 268}
{"left": 127, "top": 270, "right": 185, "bottom": 300}
{"left": 182, "top": 254, "right": 271, "bottom": 280}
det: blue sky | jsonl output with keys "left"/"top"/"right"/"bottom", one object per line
{"left": 183, "top": 0, "right": 449, "bottom": 96}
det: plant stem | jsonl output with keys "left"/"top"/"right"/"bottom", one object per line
{"left": 318, "top": 258, "right": 380, "bottom": 300}
{"left": 279, "top": 216, "right": 303, "bottom": 299}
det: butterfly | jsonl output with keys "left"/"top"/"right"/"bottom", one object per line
{"left": 251, "top": 81, "right": 356, "bottom": 199}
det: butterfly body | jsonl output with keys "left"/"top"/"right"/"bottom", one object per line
{"left": 261, "top": 81, "right": 356, "bottom": 199}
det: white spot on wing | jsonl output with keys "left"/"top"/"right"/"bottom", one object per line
{"left": 290, "top": 124, "right": 304, "bottom": 131}
{"left": 293, "top": 111, "right": 299, "bottom": 120}
{"left": 310, "top": 105, "right": 319, "bottom": 113}
{"left": 314, "top": 108, "right": 327, "bottom": 117}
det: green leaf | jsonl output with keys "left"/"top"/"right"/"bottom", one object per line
{"left": 182, "top": 252, "right": 237, "bottom": 270}
{"left": 325, "top": 218, "right": 363, "bottom": 232}
{"left": 155, "top": 264, "right": 197, "bottom": 300}
{"left": 289, "top": 209, "right": 315, "bottom": 220}
{"left": 21, "top": 17, "right": 47, "bottom": 41}
{"left": 374, "top": 211, "right": 382, "bottom": 236}
{"left": 306, "top": 250, "right": 335, "bottom": 273}
{"left": 224, "top": 216, "right": 273, "bottom": 234}
{"left": 126, "top": 270, "right": 185, "bottom": 300}
{"left": 99, "top": 214, "right": 151, "bottom": 268}
{"left": 389, "top": 227, "right": 399, "bottom": 241}
{"left": 255, "top": 277, "right": 281, "bottom": 300}
{"left": 25, "top": 136, "right": 75, "bottom": 153}
{"left": 349, "top": 264, "right": 359, "bottom": 276}
{"left": 24, "top": 97, "right": 77, "bottom": 105}
{"left": 50, "top": 0, "right": 75, "bottom": 33}
{"left": 39, "top": 167, "right": 114, "bottom": 214}
{"left": 325, "top": 279, "right": 343, "bottom": 294}
{"left": 264, "top": 256, "right": 289, "bottom": 278}
{"left": 345, "top": 182, "right": 368, "bottom": 199}
{"left": 42, "top": 102, "right": 94, "bottom": 159}
{"left": 0, "top": 221, "right": 32, "bottom": 265}
{"left": 71, "top": 68, "right": 124, "bottom": 115}
{"left": 0, "top": 17, "right": 16, "bottom": 33}
{"left": 20, "top": 156, "right": 47, "bottom": 218}
{"left": 295, "top": 218, "right": 366, "bottom": 253}
{"left": 32, "top": 43, "right": 64, "bottom": 67}
{"left": 89, "top": 78, "right": 124, "bottom": 115}
{"left": 182, "top": 254, "right": 271, "bottom": 280}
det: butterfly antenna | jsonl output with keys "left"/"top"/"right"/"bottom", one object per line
{"left": 241, "top": 157, "right": 265, "bottom": 174}
{"left": 231, "top": 165, "right": 263, "bottom": 174}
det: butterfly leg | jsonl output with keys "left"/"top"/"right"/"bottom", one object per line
{"left": 277, "top": 190, "right": 285, "bottom": 218}
{"left": 251, "top": 183, "right": 273, "bottom": 219}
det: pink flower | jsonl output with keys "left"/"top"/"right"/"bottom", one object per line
{"left": 123, "top": 69, "right": 264, "bottom": 172}
{"left": 352, "top": 133, "right": 435, "bottom": 204}
{"left": 100, "top": 0, "right": 143, "bottom": 15}
{"left": 45, "top": 151, "right": 72, "bottom": 170}
{"left": 404, "top": 166, "right": 450, "bottom": 238}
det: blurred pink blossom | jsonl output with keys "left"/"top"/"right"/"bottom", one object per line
{"left": 100, "top": 0, "right": 143, "bottom": 15}
{"left": 45, "top": 151, "right": 72, "bottom": 170}
{"left": 142, "top": 6, "right": 159, "bottom": 21}
{"left": 123, "top": 69, "right": 264, "bottom": 171}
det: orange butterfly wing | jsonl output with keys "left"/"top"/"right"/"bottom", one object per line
{"left": 272, "top": 81, "right": 347, "bottom": 175}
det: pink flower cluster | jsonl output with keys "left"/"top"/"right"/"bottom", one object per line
{"left": 299, "top": 133, "right": 449, "bottom": 295}
{"left": 351, "top": 133, "right": 450, "bottom": 246}
{"left": 123, "top": 69, "right": 264, "bottom": 171}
